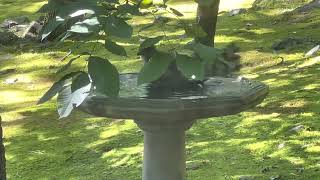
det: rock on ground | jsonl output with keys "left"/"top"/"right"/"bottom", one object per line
{"left": 0, "top": 31, "right": 20, "bottom": 45}
{"left": 229, "top": 8, "right": 247, "bottom": 16}
{"left": 0, "top": 19, "right": 18, "bottom": 29}
{"left": 22, "top": 21, "right": 43, "bottom": 40}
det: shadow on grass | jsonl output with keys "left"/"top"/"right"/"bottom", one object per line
{"left": 2, "top": 2, "right": 320, "bottom": 180}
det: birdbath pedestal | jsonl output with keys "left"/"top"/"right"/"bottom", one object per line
{"left": 80, "top": 74, "right": 269, "bottom": 180}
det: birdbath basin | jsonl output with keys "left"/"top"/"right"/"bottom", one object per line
{"left": 79, "top": 73, "right": 269, "bottom": 180}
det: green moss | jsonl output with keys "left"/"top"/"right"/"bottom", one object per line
{"left": 1, "top": 0, "right": 320, "bottom": 179}
{"left": 0, "top": 0, "right": 45, "bottom": 22}
{"left": 252, "top": 0, "right": 312, "bottom": 10}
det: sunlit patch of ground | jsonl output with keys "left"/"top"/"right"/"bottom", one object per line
{"left": 1, "top": 0, "right": 320, "bottom": 179}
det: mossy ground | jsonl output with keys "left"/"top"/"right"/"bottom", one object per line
{"left": 1, "top": 0, "right": 320, "bottom": 179}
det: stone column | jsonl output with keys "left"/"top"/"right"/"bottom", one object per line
{"left": 134, "top": 119, "right": 195, "bottom": 180}
{"left": 0, "top": 116, "right": 6, "bottom": 180}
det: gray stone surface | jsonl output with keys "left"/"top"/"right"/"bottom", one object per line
{"left": 229, "top": 8, "right": 247, "bottom": 16}
{"left": 0, "top": 19, "right": 18, "bottom": 29}
{"left": 78, "top": 73, "right": 269, "bottom": 180}
{"left": 22, "top": 21, "right": 42, "bottom": 40}
{"left": 80, "top": 74, "right": 269, "bottom": 121}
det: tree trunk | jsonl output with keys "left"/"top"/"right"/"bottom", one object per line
{"left": 196, "top": 0, "right": 220, "bottom": 47}
{"left": 0, "top": 116, "right": 6, "bottom": 180}
{"left": 196, "top": 0, "right": 221, "bottom": 76}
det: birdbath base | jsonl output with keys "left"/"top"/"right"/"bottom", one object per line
{"left": 134, "top": 118, "right": 195, "bottom": 180}
{"left": 79, "top": 74, "right": 269, "bottom": 180}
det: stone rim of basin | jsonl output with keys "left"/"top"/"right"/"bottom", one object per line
{"left": 79, "top": 73, "right": 269, "bottom": 121}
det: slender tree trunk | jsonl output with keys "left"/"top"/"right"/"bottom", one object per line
{"left": 196, "top": 0, "right": 221, "bottom": 76}
{"left": 0, "top": 116, "right": 6, "bottom": 180}
{"left": 196, "top": 0, "right": 220, "bottom": 47}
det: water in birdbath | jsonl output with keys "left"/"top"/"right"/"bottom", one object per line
{"left": 118, "top": 73, "right": 259, "bottom": 100}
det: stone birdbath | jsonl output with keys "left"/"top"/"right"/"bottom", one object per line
{"left": 79, "top": 73, "right": 269, "bottom": 180}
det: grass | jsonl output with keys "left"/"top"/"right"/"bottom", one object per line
{"left": 1, "top": 0, "right": 320, "bottom": 179}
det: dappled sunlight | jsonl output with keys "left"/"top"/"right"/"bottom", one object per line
{"left": 22, "top": 1, "right": 46, "bottom": 13}
{"left": 220, "top": 0, "right": 255, "bottom": 10}
{"left": 1, "top": 0, "right": 320, "bottom": 179}
{"left": 102, "top": 146, "right": 142, "bottom": 165}
{"left": 215, "top": 35, "right": 256, "bottom": 44}
{"left": 252, "top": 28, "right": 276, "bottom": 35}
{"left": 245, "top": 141, "right": 276, "bottom": 155}
{"left": 0, "top": 90, "right": 35, "bottom": 104}
{"left": 305, "top": 145, "right": 320, "bottom": 153}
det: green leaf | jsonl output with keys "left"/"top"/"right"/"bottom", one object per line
{"left": 71, "top": 72, "right": 91, "bottom": 92}
{"left": 105, "top": 39, "right": 127, "bottom": 56}
{"left": 176, "top": 54, "right": 204, "bottom": 80}
{"left": 55, "top": 0, "right": 100, "bottom": 17}
{"left": 117, "top": 4, "right": 140, "bottom": 15}
{"left": 37, "top": 72, "right": 80, "bottom": 104}
{"left": 138, "top": 51, "right": 174, "bottom": 85}
{"left": 57, "top": 83, "right": 91, "bottom": 118}
{"left": 88, "top": 56, "right": 120, "bottom": 97}
{"left": 139, "top": 36, "right": 164, "bottom": 50}
{"left": 69, "top": 9, "right": 95, "bottom": 18}
{"left": 40, "top": 17, "right": 65, "bottom": 41}
{"left": 169, "top": 7, "right": 184, "bottom": 17}
{"left": 191, "top": 43, "right": 223, "bottom": 64}
{"left": 69, "top": 17, "right": 100, "bottom": 34}
{"left": 103, "top": 16, "right": 133, "bottom": 38}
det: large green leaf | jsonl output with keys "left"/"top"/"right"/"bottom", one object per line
{"left": 191, "top": 43, "right": 223, "bottom": 64}
{"left": 57, "top": 83, "right": 91, "bottom": 118}
{"left": 176, "top": 54, "right": 204, "bottom": 80}
{"left": 69, "top": 9, "right": 95, "bottom": 18}
{"left": 69, "top": 17, "right": 100, "bottom": 34}
{"left": 138, "top": 51, "right": 174, "bottom": 85}
{"left": 59, "top": 0, "right": 99, "bottom": 17}
{"left": 105, "top": 39, "right": 127, "bottom": 56}
{"left": 38, "top": 0, "right": 100, "bottom": 16}
{"left": 37, "top": 72, "right": 80, "bottom": 104}
{"left": 117, "top": 4, "right": 140, "bottom": 15}
{"left": 103, "top": 16, "right": 133, "bottom": 38}
{"left": 139, "top": 36, "right": 164, "bottom": 50}
{"left": 71, "top": 72, "right": 91, "bottom": 92}
{"left": 88, "top": 56, "right": 120, "bottom": 97}
{"left": 41, "top": 17, "right": 65, "bottom": 41}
